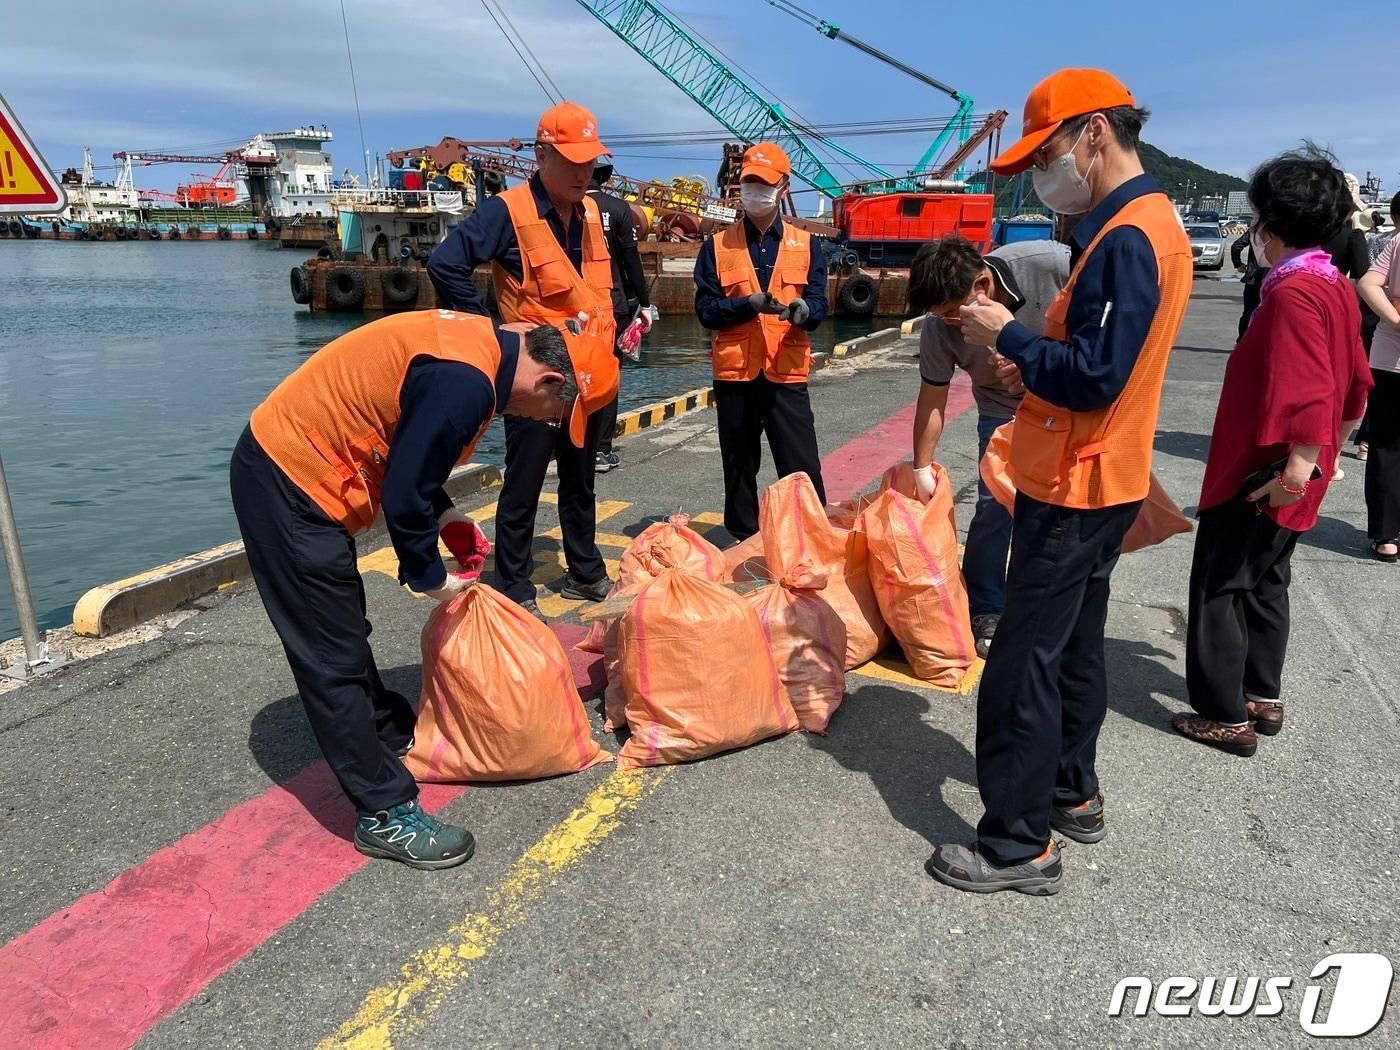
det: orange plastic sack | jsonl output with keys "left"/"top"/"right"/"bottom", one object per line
{"left": 760, "top": 472, "right": 889, "bottom": 669}
{"left": 407, "top": 585, "right": 610, "bottom": 782}
{"left": 980, "top": 421, "right": 1192, "bottom": 554}
{"left": 744, "top": 563, "right": 847, "bottom": 733}
{"left": 864, "top": 462, "right": 977, "bottom": 685}
{"left": 616, "top": 568, "right": 797, "bottom": 768}
{"left": 721, "top": 531, "right": 768, "bottom": 584}
{"left": 578, "top": 514, "right": 725, "bottom": 654}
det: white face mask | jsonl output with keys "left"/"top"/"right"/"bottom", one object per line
{"left": 740, "top": 182, "right": 780, "bottom": 216}
{"left": 1250, "top": 225, "right": 1272, "bottom": 268}
{"left": 1031, "top": 127, "right": 1097, "bottom": 215}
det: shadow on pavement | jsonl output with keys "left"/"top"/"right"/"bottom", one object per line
{"left": 1105, "top": 636, "right": 1185, "bottom": 736}
{"left": 1154, "top": 429, "right": 1212, "bottom": 464}
{"left": 809, "top": 683, "right": 977, "bottom": 847}
{"left": 1173, "top": 342, "right": 1233, "bottom": 356}
{"left": 246, "top": 662, "right": 421, "bottom": 840}
{"left": 1296, "top": 513, "right": 1370, "bottom": 558}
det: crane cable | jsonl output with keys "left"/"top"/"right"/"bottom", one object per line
{"left": 338, "top": 0, "right": 371, "bottom": 185}
{"left": 479, "top": 0, "right": 563, "bottom": 105}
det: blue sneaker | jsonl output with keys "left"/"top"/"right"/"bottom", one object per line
{"left": 354, "top": 799, "right": 475, "bottom": 870}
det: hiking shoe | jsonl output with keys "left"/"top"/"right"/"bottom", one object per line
{"left": 971, "top": 614, "right": 1000, "bottom": 658}
{"left": 1172, "top": 714, "right": 1258, "bottom": 756}
{"left": 1050, "top": 791, "right": 1105, "bottom": 844}
{"left": 392, "top": 735, "right": 415, "bottom": 759}
{"left": 594, "top": 451, "right": 620, "bottom": 474}
{"left": 561, "top": 573, "right": 612, "bottom": 602}
{"left": 519, "top": 598, "right": 545, "bottom": 619}
{"left": 1246, "top": 700, "right": 1284, "bottom": 737}
{"left": 354, "top": 799, "right": 475, "bottom": 870}
{"left": 925, "top": 841, "right": 1063, "bottom": 896}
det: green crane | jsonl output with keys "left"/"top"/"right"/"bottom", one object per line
{"left": 572, "top": 0, "right": 973, "bottom": 196}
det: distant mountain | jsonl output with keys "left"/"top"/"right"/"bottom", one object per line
{"left": 974, "top": 142, "right": 1247, "bottom": 210}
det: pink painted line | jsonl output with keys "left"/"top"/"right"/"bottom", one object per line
{"left": 0, "top": 764, "right": 467, "bottom": 1050}
{"left": 0, "top": 379, "right": 975, "bottom": 1049}
{"left": 821, "top": 372, "right": 974, "bottom": 502}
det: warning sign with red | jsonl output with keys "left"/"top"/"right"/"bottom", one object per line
{"left": 0, "top": 94, "right": 67, "bottom": 214}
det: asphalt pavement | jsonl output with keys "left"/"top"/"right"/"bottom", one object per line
{"left": 2, "top": 278, "right": 1397, "bottom": 1048}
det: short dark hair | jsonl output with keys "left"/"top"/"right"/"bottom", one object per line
{"left": 1248, "top": 144, "right": 1351, "bottom": 249}
{"left": 1060, "top": 105, "right": 1151, "bottom": 153}
{"left": 908, "top": 235, "right": 986, "bottom": 314}
{"left": 524, "top": 324, "right": 578, "bottom": 404}
{"left": 1391, "top": 191, "right": 1400, "bottom": 223}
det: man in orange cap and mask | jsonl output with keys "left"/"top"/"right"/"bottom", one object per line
{"left": 428, "top": 102, "right": 620, "bottom": 618}
{"left": 693, "top": 142, "right": 829, "bottom": 540}
{"left": 925, "top": 70, "right": 1191, "bottom": 895}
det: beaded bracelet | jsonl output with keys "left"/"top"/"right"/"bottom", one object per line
{"left": 1276, "top": 475, "right": 1308, "bottom": 496}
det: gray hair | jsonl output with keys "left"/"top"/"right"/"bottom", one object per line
{"left": 524, "top": 324, "right": 578, "bottom": 405}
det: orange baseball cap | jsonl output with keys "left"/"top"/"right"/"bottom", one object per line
{"left": 740, "top": 142, "right": 791, "bottom": 185}
{"left": 535, "top": 101, "right": 608, "bottom": 164}
{"left": 990, "top": 69, "right": 1137, "bottom": 175}
{"left": 559, "top": 319, "right": 620, "bottom": 448}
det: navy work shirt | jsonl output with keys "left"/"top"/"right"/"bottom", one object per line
{"left": 427, "top": 174, "right": 585, "bottom": 315}
{"left": 380, "top": 328, "right": 518, "bottom": 592}
{"left": 994, "top": 174, "right": 1165, "bottom": 412}
{"left": 693, "top": 215, "right": 828, "bottom": 332}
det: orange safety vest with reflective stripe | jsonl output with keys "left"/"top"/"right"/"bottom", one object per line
{"left": 1009, "top": 191, "right": 1192, "bottom": 509}
{"left": 491, "top": 182, "right": 617, "bottom": 350}
{"left": 709, "top": 221, "right": 814, "bottom": 383}
{"left": 250, "top": 311, "right": 501, "bottom": 533}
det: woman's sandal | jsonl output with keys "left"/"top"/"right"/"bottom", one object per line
{"left": 1370, "top": 540, "right": 1399, "bottom": 563}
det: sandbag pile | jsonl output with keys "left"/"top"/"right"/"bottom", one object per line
{"left": 616, "top": 563, "right": 798, "bottom": 768}
{"left": 863, "top": 462, "right": 976, "bottom": 686}
{"left": 744, "top": 562, "right": 847, "bottom": 733}
{"left": 760, "top": 472, "right": 890, "bottom": 669}
{"left": 407, "top": 584, "right": 610, "bottom": 783}
{"left": 980, "top": 420, "right": 1192, "bottom": 553}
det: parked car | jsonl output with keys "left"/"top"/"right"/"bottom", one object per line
{"left": 1185, "top": 222, "right": 1227, "bottom": 271}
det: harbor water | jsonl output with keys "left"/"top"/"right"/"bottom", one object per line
{"left": 0, "top": 240, "right": 876, "bottom": 640}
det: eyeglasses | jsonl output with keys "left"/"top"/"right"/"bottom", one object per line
{"left": 1031, "top": 129, "right": 1070, "bottom": 172}
{"left": 545, "top": 394, "right": 575, "bottom": 431}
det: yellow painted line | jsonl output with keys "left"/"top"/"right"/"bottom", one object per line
{"left": 318, "top": 768, "right": 673, "bottom": 1050}
{"left": 850, "top": 652, "right": 985, "bottom": 695}
{"left": 539, "top": 491, "right": 557, "bottom": 505}
{"left": 594, "top": 531, "right": 637, "bottom": 550}
{"left": 689, "top": 511, "right": 724, "bottom": 526}
{"left": 539, "top": 499, "right": 631, "bottom": 542}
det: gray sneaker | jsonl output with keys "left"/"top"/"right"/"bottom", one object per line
{"left": 971, "top": 614, "right": 1000, "bottom": 658}
{"left": 925, "top": 841, "right": 1063, "bottom": 895}
{"left": 1049, "top": 791, "right": 1105, "bottom": 844}
{"left": 561, "top": 573, "right": 612, "bottom": 602}
{"left": 354, "top": 799, "right": 475, "bottom": 871}
{"left": 519, "top": 598, "right": 545, "bottom": 619}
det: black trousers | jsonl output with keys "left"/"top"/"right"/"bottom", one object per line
{"left": 714, "top": 375, "right": 825, "bottom": 540}
{"left": 494, "top": 411, "right": 607, "bottom": 604}
{"left": 1186, "top": 498, "right": 1300, "bottom": 723}
{"left": 1238, "top": 280, "right": 1262, "bottom": 340}
{"left": 229, "top": 427, "right": 417, "bottom": 814}
{"left": 1365, "top": 369, "right": 1400, "bottom": 541}
{"left": 975, "top": 493, "right": 1140, "bottom": 867}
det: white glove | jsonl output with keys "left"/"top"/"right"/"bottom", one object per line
{"left": 912, "top": 464, "right": 938, "bottom": 504}
{"left": 423, "top": 572, "right": 475, "bottom": 603}
{"left": 639, "top": 304, "right": 659, "bottom": 332}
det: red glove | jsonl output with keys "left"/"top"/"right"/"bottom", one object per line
{"left": 440, "top": 520, "right": 491, "bottom": 579}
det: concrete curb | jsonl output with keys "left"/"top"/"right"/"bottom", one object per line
{"left": 829, "top": 324, "right": 906, "bottom": 361}
{"left": 71, "top": 462, "right": 501, "bottom": 638}
{"left": 615, "top": 387, "right": 716, "bottom": 438}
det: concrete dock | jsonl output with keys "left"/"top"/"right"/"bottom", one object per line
{"left": 1, "top": 281, "right": 1396, "bottom": 1048}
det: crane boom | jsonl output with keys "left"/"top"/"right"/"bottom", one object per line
{"left": 763, "top": 0, "right": 975, "bottom": 179}
{"left": 572, "top": 0, "right": 897, "bottom": 196}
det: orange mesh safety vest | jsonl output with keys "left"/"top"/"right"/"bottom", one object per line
{"left": 709, "top": 221, "right": 814, "bottom": 383}
{"left": 250, "top": 311, "right": 502, "bottom": 533}
{"left": 491, "top": 182, "right": 617, "bottom": 350}
{"left": 1010, "top": 192, "right": 1192, "bottom": 509}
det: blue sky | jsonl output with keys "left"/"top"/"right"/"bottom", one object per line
{"left": 7, "top": 0, "right": 1395, "bottom": 201}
